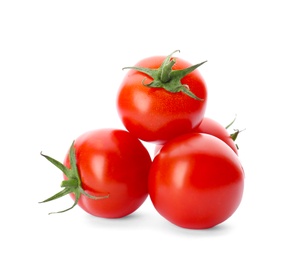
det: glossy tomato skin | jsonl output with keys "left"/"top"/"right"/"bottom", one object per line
{"left": 117, "top": 55, "right": 207, "bottom": 144}
{"left": 63, "top": 129, "right": 152, "bottom": 218}
{"left": 155, "top": 117, "right": 238, "bottom": 155}
{"left": 194, "top": 117, "right": 238, "bottom": 154}
{"left": 148, "top": 133, "right": 244, "bottom": 229}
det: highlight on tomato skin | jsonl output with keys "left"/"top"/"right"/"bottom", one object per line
{"left": 40, "top": 128, "right": 152, "bottom": 218}
{"left": 116, "top": 50, "right": 208, "bottom": 144}
{"left": 154, "top": 117, "right": 240, "bottom": 156}
{"left": 148, "top": 132, "right": 245, "bottom": 229}
{"left": 193, "top": 117, "right": 239, "bottom": 154}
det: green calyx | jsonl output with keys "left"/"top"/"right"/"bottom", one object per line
{"left": 123, "top": 50, "right": 207, "bottom": 101}
{"left": 225, "top": 115, "right": 245, "bottom": 150}
{"left": 39, "top": 142, "right": 109, "bottom": 215}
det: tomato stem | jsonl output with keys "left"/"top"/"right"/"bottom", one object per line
{"left": 61, "top": 179, "right": 78, "bottom": 188}
{"left": 39, "top": 142, "right": 109, "bottom": 214}
{"left": 230, "top": 128, "right": 245, "bottom": 142}
{"left": 225, "top": 115, "right": 237, "bottom": 130}
{"left": 159, "top": 50, "right": 178, "bottom": 82}
{"left": 225, "top": 115, "right": 246, "bottom": 150}
{"left": 123, "top": 50, "right": 207, "bottom": 101}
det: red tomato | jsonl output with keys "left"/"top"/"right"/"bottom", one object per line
{"left": 154, "top": 117, "right": 239, "bottom": 155}
{"left": 194, "top": 117, "right": 238, "bottom": 154}
{"left": 117, "top": 51, "right": 207, "bottom": 144}
{"left": 41, "top": 129, "right": 152, "bottom": 218}
{"left": 148, "top": 133, "right": 244, "bottom": 229}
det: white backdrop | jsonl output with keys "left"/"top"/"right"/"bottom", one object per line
{"left": 1, "top": 1, "right": 291, "bottom": 259}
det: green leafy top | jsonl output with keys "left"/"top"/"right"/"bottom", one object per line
{"left": 39, "top": 142, "right": 109, "bottom": 214}
{"left": 225, "top": 116, "right": 245, "bottom": 150}
{"left": 123, "top": 50, "right": 207, "bottom": 100}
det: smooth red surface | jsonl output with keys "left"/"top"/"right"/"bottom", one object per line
{"left": 117, "top": 55, "right": 207, "bottom": 144}
{"left": 194, "top": 117, "right": 238, "bottom": 154}
{"left": 63, "top": 129, "right": 152, "bottom": 218}
{"left": 149, "top": 133, "right": 244, "bottom": 229}
{"left": 155, "top": 117, "right": 238, "bottom": 155}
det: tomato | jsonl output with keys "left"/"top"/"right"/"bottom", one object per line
{"left": 154, "top": 117, "right": 239, "bottom": 155}
{"left": 40, "top": 129, "right": 152, "bottom": 218}
{"left": 148, "top": 133, "right": 244, "bottom": 229}
{"left": 117, "top": 50, "right": 208, "bottom": 144}
{"left": 194, "top": 117, "right": 239, "bottom": 154}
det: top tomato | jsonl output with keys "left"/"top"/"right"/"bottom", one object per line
{"left": 116, "top": 51, "right": 208, "bottom": 144}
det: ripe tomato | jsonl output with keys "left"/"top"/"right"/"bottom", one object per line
{"left": 117, "top": 50, "right": 208, "bottom": 144}
{"left": 148, "top": 133, "right": 244, "bottom": 229}
{"left": 154, "top": 117, "right": 239, "bottom": 155}
{"left": 194, "top": 117, "right": 239, "bottom": 154}
{"left": 41, "top": 129, "right": 152, "bottom": 218}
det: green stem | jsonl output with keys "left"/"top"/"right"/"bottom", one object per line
{"left": 225, "top": 115, "right": 245, "bottom": 150}
{"left": 123, "top": 50, "right": 207, "bottom": 100}
{"left": 61, "top": 179, "right": 78, "bottom": 188}
{"left": 39, "top": 141, "right": 109, "bottom": 214}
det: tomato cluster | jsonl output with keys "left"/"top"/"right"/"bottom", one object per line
{"left": 41, "top": 51, "right": 244, "bottom": 229}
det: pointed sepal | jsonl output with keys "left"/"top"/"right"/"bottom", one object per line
{"left": 123, "top": 50, "right": 206, "bottom": 100}
{"left": 39, "top": 141, "right": 109, "bottom": 214}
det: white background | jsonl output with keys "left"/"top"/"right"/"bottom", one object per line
{"left": 1, "top": 0, "right": 291, "bottom": 259}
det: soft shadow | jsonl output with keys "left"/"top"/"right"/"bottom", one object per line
{"left": 82, "top": 209, "right": 234, "bottom": 236}
{"left": 162, "top": 221, "right": 233, "bottom": 237}
{"left": 83, "top": 211, "right": 149, "bottom": 229}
